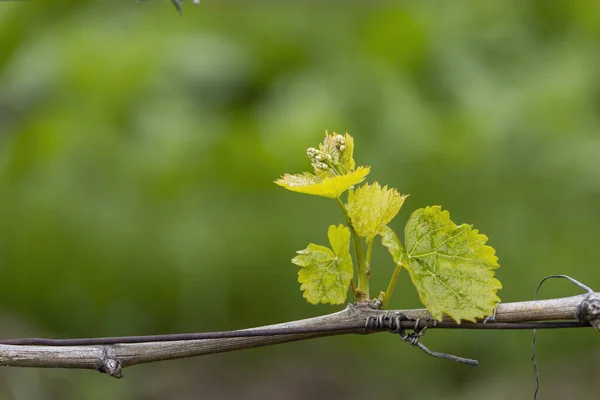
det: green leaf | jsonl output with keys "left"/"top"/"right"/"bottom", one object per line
{"left": 347, "top": 182, "right": 407, "bottom": 240}
{"left": 403, "top": 206, "right": 502, "bottom": 323}
{"left": 339, "top": 133, "right": 355, "bottom": 172}
{"left": 292, "top": 224, "right": 354, "bottom": 304}
{"left": 380, "top": 225, "right": 407, "bottom": 267}
{"left": 275, "top": 166, "right": 370, "bottom": 199}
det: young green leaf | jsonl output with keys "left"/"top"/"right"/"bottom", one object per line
{"left": 402, "top": 206, "right": 502, "bottom": 322}
{"left": 292, "top": 224, "right": 353, "bottom": 304}
{"left": 347, "top": 182, "right": 407, "bottom": 240}
{"left": 339, "top": 133, "right": 355, "bottom": 173}
{"left": 275, "top": 166, "right": 370, "bottom": 199}
{"left": 380, "top": 225, "right": 407, "bottom": 267}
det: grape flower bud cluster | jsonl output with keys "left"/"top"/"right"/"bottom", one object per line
{"left": 306, "top": 134, "right": 347, "bottom": 175}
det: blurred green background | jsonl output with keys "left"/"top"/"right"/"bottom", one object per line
{"left": 0, "top": 1, "right": 599, "bottom": 399}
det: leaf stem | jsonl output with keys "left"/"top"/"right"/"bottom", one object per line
{"left": 365, "top": 238, "right": 374, "bottom": 277}
{"left": 336, "top": 197, "right": 369, "bottom": 302}
{"left": 381, "top": 263, "right": 402, "bottom": 309}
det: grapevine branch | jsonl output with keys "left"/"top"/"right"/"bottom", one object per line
{"left": 0, "top": 292, "right": 598, "bottom": 378}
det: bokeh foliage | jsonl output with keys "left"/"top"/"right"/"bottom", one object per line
{"left": 0, "top": 1, "right": 599, "bottom": 399}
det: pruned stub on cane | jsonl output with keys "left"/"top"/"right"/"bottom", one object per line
{"left": 577, "top": 292, "right": 600, "bottom": 331}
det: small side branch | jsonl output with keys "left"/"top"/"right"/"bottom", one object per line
{"left": 0, "top": 293, "right": 597, "bottom": 376}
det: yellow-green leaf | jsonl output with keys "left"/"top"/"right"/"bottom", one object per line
{"left": 275, "top": 166, "right": 370, "bottom": 199}
{"left": 339, "top": 133, "right": 355, "bottom": 172}
{"left": 380, "top": 225, "right": 407, "bottom": 268}
{"left": 404, "top": 206, "right": 502, "bottom": 323}
{"left": 292, "top": 224, "right": 353, "bottom": 304}
{"left": 346, "top": 182, "right": 407, "bottom": 239}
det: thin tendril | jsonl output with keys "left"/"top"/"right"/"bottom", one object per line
{"left": 531, "top": 275, "right": 593, "bottom": 400}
